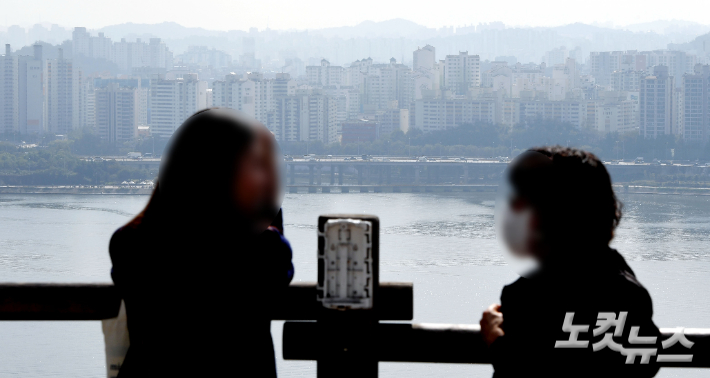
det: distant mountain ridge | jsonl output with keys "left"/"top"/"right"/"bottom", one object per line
{"left": 10, "top": 18, "right": 706, "bottom": 60}
{"left": 90, "top": 18, "right": 710, "bottom": 39}
{"left": 310, "top": 19, "right": 435, "bottom": 39}
{"left": 619, "top": 20, "right": 710, "bottom": 35}
{"left": 98, "top": 22, "right": 227, "bottom": 40}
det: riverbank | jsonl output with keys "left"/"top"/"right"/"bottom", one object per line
{"left": 618, "top": 185, "right": 710, "bottom": 196}
{"left": 2, "top": 184, "right": 710, "bottom": 196}
{"left": 0, "top": 186, "right": 153, "bottom": 195}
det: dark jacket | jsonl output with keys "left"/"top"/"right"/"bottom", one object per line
{"left": 491, "top": 248, "right": 661, "bottom": 377}
{"left": 109, "top": 219, "right": 293, "bottom": 378}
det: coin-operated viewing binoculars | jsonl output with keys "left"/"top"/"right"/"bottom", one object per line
{"left": 317, "top": 215, "right": 378, "bottom": 311}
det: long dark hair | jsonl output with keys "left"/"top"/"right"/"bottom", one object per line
{"left": 126, "top": 108, "right": 266, "bottom": 234}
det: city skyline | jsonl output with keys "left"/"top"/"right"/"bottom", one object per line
{"left": 2, "top": 15, "right": 710, "bottom": 155}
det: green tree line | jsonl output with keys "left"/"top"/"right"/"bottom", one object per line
{"left": 283, "top": 119, "right": 710, "bottom": 162}
{"left": 2, "top": 119, "right": 710, "bottom": 186}
{"left": 0, "top": 139, "right": 153, "bottom": 186}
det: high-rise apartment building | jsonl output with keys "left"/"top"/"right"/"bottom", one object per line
{"left": 95, "top": 83, "right": 140, "bottom": 143}
{"left": 149, "top": 74, "right": 208, "bottom": 138}
{"left": 681, "top": 64, "right": 710, "bottom": 142}
{"left": 644, "top": 50, "right": 696, "bottom": 88}
{"left": 589, "top": 51, "right": 645, "bottom": 88}
{"left": 306, "top": 60, "right": 344, "bottom": 87}
{"left": 544, "top": 46, "right": 568, "bottom": 66}
{"left": 45, "top": 48, "right": 73, "bottom": 135}
{"left": 79, "top": 78, "right": 96, "bottom": 130}
{"left": 93, "top": 78, "right": 149, "bottom": 127}
{"left": 361, "top": 58, "right": 414, "bottom": 112}
{"left": 513, "top": 99, "right": 586, "bottom": 129}
{"left": 17, "top": 45, "right": 44, "bottom": 134}
{"left": 72, "top": 27, "right": 91, "bottom": 58}
{"left": 413, "top": 45, "right": 436, "bottom": 71}
{"left": 73, "top": 28, "right": 173, "bottom": 73}
{"left": 177, "top": 46, "right": 232, "bottom": 69}
{"left": 323, "top": 85, "right": 360, "bottom": 126}
{"left": 212, "top": 72, "right": 296, "bottom": 125}
{"left": 413, "top": 98, "right": 496, "bottom": 132}
{"left": 594, "top": 92, "right": 637, "bottom": 134}
{"left": 347, "top": 58, "right": 373, "bottom": 89}
{"left": 0, "top": 44, "right": 18, "bottom": 134}
{"left": 444, "top": 52, "right": 480, "bottom": 94}
{"left": 639, "top": 66, "right": 676, "bottom": 138}
{"left": 611, "top": 70, "right": 644, "bottom": 93}
{"left": 212, "top": 74, "right": 258, "bottom": 117}
{"left": 270, "top": 94, "right": 338, "bottom": 143}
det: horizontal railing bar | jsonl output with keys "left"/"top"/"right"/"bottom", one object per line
{"left": 276, "top": 282, "right": 413, "bottom": 321}
{"left": 283, "top": 322, "right": 710, "bottom": 368}
{"left": 0, "top": 283, "right": 121, "bottom": 320}
{"left": 0, "top": 282, "right": 413, "bottom": 321}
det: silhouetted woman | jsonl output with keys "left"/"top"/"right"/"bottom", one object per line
{"left": 480, "top": 146, "right": 661, "bottom": 377}
{"left": 109, "top": 108, "right": 294, "bottom": 377}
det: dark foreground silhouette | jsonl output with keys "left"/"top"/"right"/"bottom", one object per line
{"left": 109, "top": 108, "right": 293, "bottom": 377}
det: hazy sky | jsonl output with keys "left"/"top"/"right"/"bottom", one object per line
{"left": 6, "top": 0, "right": 710, "bottom": 31}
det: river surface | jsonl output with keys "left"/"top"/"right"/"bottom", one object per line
{"left": 0, "top": 192, "right": 709, "bottom": 377}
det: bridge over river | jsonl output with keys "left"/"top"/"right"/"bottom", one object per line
{"left": 104, "top": 156, "right": 710, "bottom": 193}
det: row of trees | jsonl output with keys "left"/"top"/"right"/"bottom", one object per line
{"left": 2, "top": 118, "right": 710, "bottom": 186}
{"left": 0, "top": 140, "right": 153, "bottom": 185}
{"left": 282, "top": 119, "right": 710, "bottom": 162}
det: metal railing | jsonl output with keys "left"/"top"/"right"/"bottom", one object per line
{"left": 2, "top": 213, "right": 708, "bottom": 376}
{"left": 1, "top": 283, "right": 708, "bottom": 372}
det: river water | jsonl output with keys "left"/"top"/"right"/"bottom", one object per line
{"left": 0, "top": 192, "right": 709, "bottom": 377}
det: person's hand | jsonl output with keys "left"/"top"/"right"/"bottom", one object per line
{"left": 480, "top": 304, "right": 505, "bottom": 346}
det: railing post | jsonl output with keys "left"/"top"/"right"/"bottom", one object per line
{"left": 316, "top": 214, "right": 380, "bottom": 378}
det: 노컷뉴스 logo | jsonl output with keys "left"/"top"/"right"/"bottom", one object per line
{"left": 554, "top": 312, "right": 694, "bottom": 364}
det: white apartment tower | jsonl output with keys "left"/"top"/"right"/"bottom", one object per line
{"left": 270, "top": 94, "right": 338, "bottom": 143}
{"left": 360, "top": 58, "right": 414, "bottom": 111}
{"left": 79, "top": 78, "right": 96, "bottom": 130}
{"left": 272, "top": 73, "right": 297, "bottom": 99}
{"left": 644, "top": 50, "right": 696, "bottom": 88}
{"left": 45, "top": 48, "right": 73, "bottom": 135}
{"left": 149, "top": 74, "right": 208, "bottom": 138}
{"left": 0, "top": 44, "right": 18, "bottom": 134}
{"left": 72, "top": 27, "right": 91, "bottom": 58}
{"left": 323, "top": 85, "right": 360, "bottom": 126}
{"left": 347, "top": 58, "right": 373, "bottom": 88}
{"left": 306, "top": 60, "right": 344, "bottom": 87}
{"left": 17, "top": 45, "right": 44, "bottom": 134}
{"left": 413, "top": 45, "right": 436, "bottom": 71}
{"left": 681, "top": 64, "right": 710, "bottom": 142}
{"left": 212, "top": 74, "right": 258, "bottom": 117}
{"left": 639, "top": 66, "right": 676, "bottom": 138}
{"left": 611, "top": 70, "right": 644, "bottom": 93}
{"left": 212, "top": 72, "right": 296, "bottom": 124}
{"left": 594, "top": 92, "right": 637, "bottom": 134}
{"left": 413, "top": 98, "right": 496, "bottom": 132}
{"left": 444, "top": 52, "right": 480, "bottom": 94}
{"left": 95, "top": 83, "right": 140, "bottom": 143}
